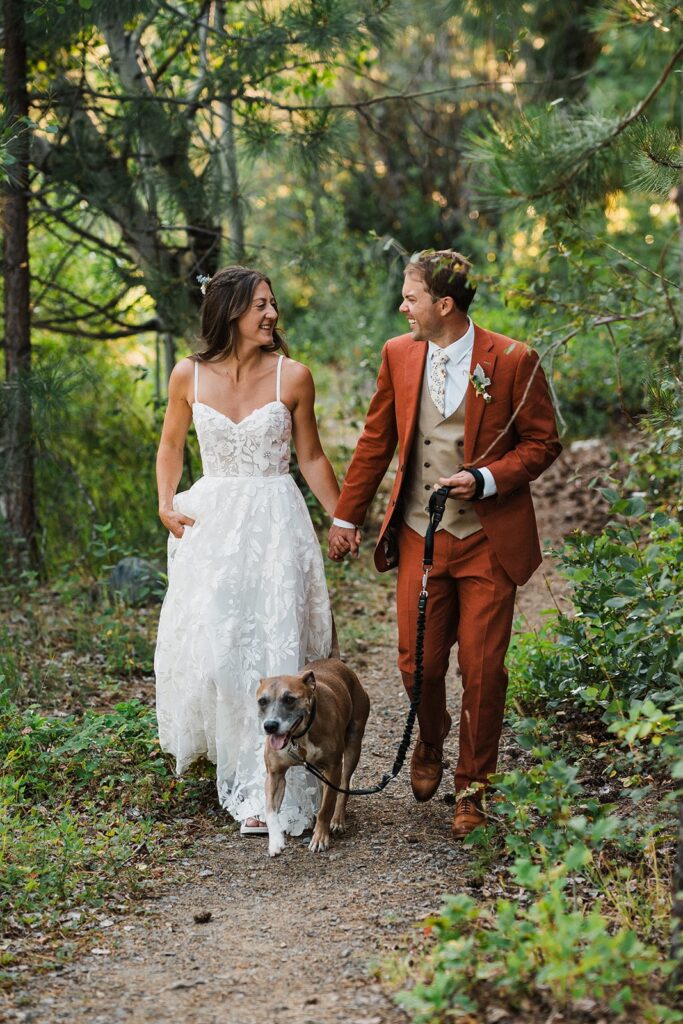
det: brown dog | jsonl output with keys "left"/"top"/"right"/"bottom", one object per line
{"left": 256, "top": 658, "right": 370, "bottom": 857}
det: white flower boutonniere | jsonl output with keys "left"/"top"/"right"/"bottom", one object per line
{"left": 469, "top": 363, "right": 492, "bottom": 403}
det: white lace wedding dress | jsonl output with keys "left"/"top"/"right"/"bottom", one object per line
{"left": 155, "top": 355, "right": 332, "bottom": 833}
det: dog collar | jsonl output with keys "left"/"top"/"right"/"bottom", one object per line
{"left": 289, "top": 699, "right": 317, "bottom": 741}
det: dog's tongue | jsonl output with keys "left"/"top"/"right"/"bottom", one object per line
{"left": 269, "top": 733, "right": 289, "bottom": 751}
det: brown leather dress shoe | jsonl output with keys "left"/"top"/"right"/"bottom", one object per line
{"left": 410, "top": 741, "right": 446, "bottom": 802}
{"left": 410, "top": 713, "right": 452, "bottom": 803}
{"left": 451, "top": 793, "right": 486, "bottom": 839}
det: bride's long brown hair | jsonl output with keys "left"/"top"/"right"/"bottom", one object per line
{"left": 194, "top": 265, "right": 289, "bottom": 362}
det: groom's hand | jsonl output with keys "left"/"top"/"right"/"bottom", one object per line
{"left": 437, "top": 471, "right": 477, "bottom": 500}
{"left": 328, "top": 525, "right": 361, "bottom": 561}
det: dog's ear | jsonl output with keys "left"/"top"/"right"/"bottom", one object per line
{"left": 301, "top": 670, "right": 316, "bottom": 692}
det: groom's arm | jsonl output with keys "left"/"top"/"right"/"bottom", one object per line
{"left": 474, "top": 347, "right": 562, "bottom": 496}
{"left": 335, "top": 341, "right": 399, "bottom": 527}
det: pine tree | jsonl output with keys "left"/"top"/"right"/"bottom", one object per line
{"left": 2, "top": 0, "right": 40, "bottom": 572}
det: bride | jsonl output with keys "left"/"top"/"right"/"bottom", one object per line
{"left": 154, "top": 265, "right": 344, "bottom": 835}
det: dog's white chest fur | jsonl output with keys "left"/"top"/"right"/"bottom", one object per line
{"left": 293, "top": 737, "right": 323, "bottom": 764}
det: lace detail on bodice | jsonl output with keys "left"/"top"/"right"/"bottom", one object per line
{"left": 193, "top": 401, "right": 291, "bottom": 478}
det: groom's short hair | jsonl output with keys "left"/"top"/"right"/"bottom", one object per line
{"left": 406, "top": 249, "right": 476, "bottom": 313}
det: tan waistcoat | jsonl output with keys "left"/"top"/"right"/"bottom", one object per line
{"left": 402, "top": 366, "right": 482, "bottom": 539}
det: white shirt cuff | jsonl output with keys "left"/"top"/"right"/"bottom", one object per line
{"left": 480, "top": 467, "right": 497, "bottom": 498}
{"left": 333, "top": 517, "right": 356, "bottom": 529}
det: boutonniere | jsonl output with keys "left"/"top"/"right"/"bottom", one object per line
{"left": 469, "top": 363, "right": 492, "bottom": 403}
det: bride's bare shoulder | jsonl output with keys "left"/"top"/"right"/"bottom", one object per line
{"left": 167, "top": 357, "right": 196, "bottom": 402}
{"left": 282, "top": 357, "right": 314, "bottom": 387}
{"left": 171, "top": 356, "right": 196, "bottom": 381}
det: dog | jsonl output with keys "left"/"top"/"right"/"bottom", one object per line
{"left": 256, "top": 658, "right": 370, "bottom": 857}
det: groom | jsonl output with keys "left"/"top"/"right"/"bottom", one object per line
{"left": 328, "top": 250, "right": 561, "bottom": 838}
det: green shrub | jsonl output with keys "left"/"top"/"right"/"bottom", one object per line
{"left": 396, "top": 717, "right": 680, "bottom": 1024}
{"left": 0, "top": 350, "right": 165, "bottom": 578}
{"left": 0, "top": 694, "right": 214, "bottom": 930}
{"left": 399, "top": 887, "right": 680, "bottom": 1023}
{"left": 507, "top": 503, "right": 682, "bottom": 773}
{"left": 626, "top": 378, "right": 681, "bottom": 506}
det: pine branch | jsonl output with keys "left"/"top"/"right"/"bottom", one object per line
{"left": 31, "top": 273, "right": 131, "bottom": 320}
{"left": 32, "top": 192, "right": 135, "bottom": 263}
{"left": 32, "top": 318, "right": 162, "bottom": 339}
{"left": 628, "top": 118, "right": 683, "bottom": 195}
{"left": 29, "top": 73, "right": 598, "bottom": 115}
{"left": 467, "top": 41, "right": 683, "bottom": 209}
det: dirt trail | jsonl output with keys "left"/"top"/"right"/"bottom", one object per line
{"left": 4, "top": 442, "right": 616, "bottom": 1024}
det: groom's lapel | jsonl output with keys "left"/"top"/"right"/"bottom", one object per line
{"left": 464, "top": 325, "right": 496, "bottom": 463}
{"left": 403, "top": 340, "right": 428, "bottom": 448}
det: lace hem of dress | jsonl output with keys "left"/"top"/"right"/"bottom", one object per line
{"left": 217, "top": 779, "right": 317, "bottom": 837}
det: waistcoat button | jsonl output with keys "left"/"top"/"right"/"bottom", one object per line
{"left": 457, "top": 440, "right": 464, "bottom": 447}
{"left": 424, "top": 462, "right": 430, "bottom": 468}
{"left": 424, "top": 439, "right": 431, "bottom": 445}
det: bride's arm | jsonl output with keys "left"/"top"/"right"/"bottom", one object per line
{"left": 156, "top": 360, "right": 195, "bottom": 538}
{"left": 288, "top": 362, "right": 341, "bottom": 520}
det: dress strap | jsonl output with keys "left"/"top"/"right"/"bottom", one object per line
{"left": 276, "top": 354, "right": 284, "bottom": 404}
{"left": 194, "top": 359, "right": 199, "bottom": 403}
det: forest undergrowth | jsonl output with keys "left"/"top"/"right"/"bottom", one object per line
{"left": 1, "top": 439, "right": 681, "bottom": 1023}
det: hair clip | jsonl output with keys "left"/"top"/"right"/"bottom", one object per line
{"left": 197, "top": 273, "right": 212, "bottom": 295}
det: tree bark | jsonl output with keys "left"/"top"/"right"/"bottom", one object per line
{"left": 671, "top": 99, "right": 683, "bottom": 986}
{"left": 215, "top": 0, "right": 245, "bottom": 262}
{"left": 672, "top": 795, "right": 683, "bottom": 984}
{"left": 2, "top": 0, "right": 40, "bottom": 572}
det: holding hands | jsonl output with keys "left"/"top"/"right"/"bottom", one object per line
{"left": 328, "top": 525, "right": 362, "bottom": 562}
{"left": 327, "top": 471, "right": 476, "bottom": 564}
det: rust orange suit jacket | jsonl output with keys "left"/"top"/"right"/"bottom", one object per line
{"left": 334, "top": 325, "right": 562, "bottom": 586}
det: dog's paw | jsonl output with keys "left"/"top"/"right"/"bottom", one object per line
{"left": 308, "top": 831, "right": 330, "bottom": 853}
{"left": 268, "top": 834, "right": 286, "bottom": 857}
{"left": 330, "top": 816, "right": 346, "bottom": 834}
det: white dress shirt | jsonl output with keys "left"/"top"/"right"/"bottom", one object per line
{"left": 334, "top": 319, "right": 497, "bottom": 528}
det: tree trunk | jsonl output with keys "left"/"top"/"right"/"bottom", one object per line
{"left": 215, "top": 0, "right": 245, "bottom": 262}
{"left": 671, "top": 102, "right": 683, "bottom": 986}
{"left": 2, "top": 0, "right": 40, "bottom": 573}
{"left": 162, "top": 332, "right": 176, "bottom": 387}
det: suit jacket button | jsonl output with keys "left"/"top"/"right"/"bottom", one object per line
{"left": 457, "top": 440, "right": 464, "bottom": 447}
{"left": 424, "top": 439, "right": 431, "bottom": 445}
{"left": 424, "top": 485, "right": 430, "bottom": 491}
{"left": 458, "top": 509, "right": 466, "bottom": 515}
{"left": 424, "top": 462, "right": 430, "bottom": 468}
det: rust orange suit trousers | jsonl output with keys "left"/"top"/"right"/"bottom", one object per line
{"left": 396, "top": 521, "right": 517, "bottom": 793}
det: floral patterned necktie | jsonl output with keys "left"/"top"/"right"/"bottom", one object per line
{"left": 428, "top": 348, "right": 449, "bottom": 416}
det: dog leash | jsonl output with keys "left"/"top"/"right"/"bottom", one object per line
{"left": 287, "top": 486, "right": 451, "bottom": 797}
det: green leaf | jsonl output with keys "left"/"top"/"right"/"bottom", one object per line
{"left": 622, "top": 496, "right": 647, "bottom": 517}
{"left": 604, "top": 596, "right": 631, "bottom": 608}
{"left": 614, "top": 578, "right": 640, "bottom": 595}
{"left": 564, "top": 842, "right": 591, "bottom": 870}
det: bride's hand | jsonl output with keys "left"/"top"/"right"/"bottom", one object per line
{"left": 159, "top": 507, "right": 196, "bottom": 538}
{"left": 328, "top": 525, "right": 361, "bottom": 561}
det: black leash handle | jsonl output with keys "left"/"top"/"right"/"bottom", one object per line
{"left": 295, "top": 487, "right": 452, "bottom": 797}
